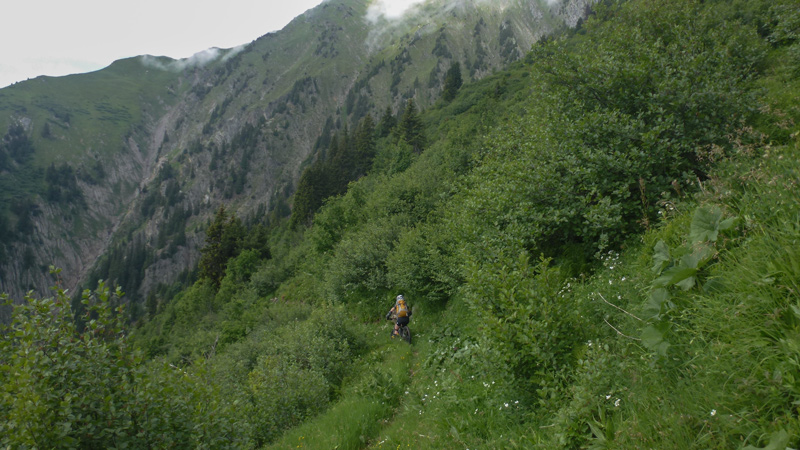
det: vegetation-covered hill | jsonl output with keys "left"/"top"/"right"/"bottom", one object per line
{"left": 2, "top": 0, "right": 800, "bottom": 448}
{"left": 0, "top": 0, "right": 583, "bottom": 311}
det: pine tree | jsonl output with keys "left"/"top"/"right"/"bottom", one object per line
{"left": 442, "top": 61, "right": 463, "bottom": 102}
{"left": 330, "top": 125, "right": 356, "bottom": 194}
{"left": 145, "top": 292, "right": 158, "bottom": 318}
{"left": 290, "top": 166, "right": 322, "bottom": 229}
{"left": 398, "top": 98, "right": 426, "bottom": 153}
{"left": 199, "top": 205, "right": 243, "bottom": 287}
{"left": 355, "top": 114, "right": 376, "bottom": 177}
{"left": 377, "top": 105, "right": 396, "bottom": 138}
{"left": 292, "top": 115, "right": 377, "bottom": 229}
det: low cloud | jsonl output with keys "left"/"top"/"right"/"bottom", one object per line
{"left": 364, "top": 0, "right": 519, "bottom": 51}
{"left": 366, "top": 0, "right": 561, "bottom": 26}
{"left": 140, "top": 45, "right": 245, "bottom": 72}
{"left": 365, "top": 0, "right": 427, "bottom": 23}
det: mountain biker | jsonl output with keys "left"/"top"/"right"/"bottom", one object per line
{"left": 386, "top": 294, "right": 411, "bottom": 338}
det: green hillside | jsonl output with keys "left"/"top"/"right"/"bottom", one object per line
{"left": 0, "top": 0, "right": 572, "bottom": 305}
{"left": 3, "top": 0, "right": 800, "bottom": 448}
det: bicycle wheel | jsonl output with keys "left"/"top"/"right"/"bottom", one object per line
{"left": 400, "top": 326, "right": 412, "bottom": 344}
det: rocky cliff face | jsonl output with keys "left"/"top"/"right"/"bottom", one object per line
{"left": 0, "top": 0, "right": 595, "bottom": 311}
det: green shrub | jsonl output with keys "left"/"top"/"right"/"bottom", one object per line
{"left": 324, "top": 218, "right": 399, "bottom": 303}
{"left": 385, "top": 221, "right": 461, "bottom": 306}
{"left": 0, "top": 277, "right": 241, "bottom": 448}
{"left": 211, "top": 304, "right": 366, "bottom": 446}
{"left": 251, "top": 259, "right": 289, "bottom": 296}
{"left": 463, "top": 254, "right": 584, "bottom": 395}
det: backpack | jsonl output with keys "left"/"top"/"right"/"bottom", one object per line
{"left": 396, "top": 299, "right": 409, "bottom": 318}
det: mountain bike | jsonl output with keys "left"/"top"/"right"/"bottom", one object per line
{"left": 386, "top": 314, "right": 412, "bottom": 344}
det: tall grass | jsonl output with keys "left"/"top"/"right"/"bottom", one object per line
{"left": 266, "top": 342, "right": 413, "bottom": 450}
{"left": 302, "top": 141, "right": 800, "bottom": 450}
{"left": 594, "top": 141, "right": 800, "bottom": 448}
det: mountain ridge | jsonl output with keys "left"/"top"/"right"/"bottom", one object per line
{"left": 0, "top": 0, "right": 593, "bottom": 311}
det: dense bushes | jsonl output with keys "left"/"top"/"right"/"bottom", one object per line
{"left": 0, "top": 278, "right": 240, "bottom": 448}
{"left": 455, "top": 0, "right": 768, "bottom": 270}
{"left": 207, "top": 304, "right": 367, "bottom": 446}
{"left": 3, "top": 0, "right": 799, "bottom": 447}
{"left": 1, "top": 275, "right": 369, "bottom": 448}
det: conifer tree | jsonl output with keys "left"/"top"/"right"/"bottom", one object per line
{"left": 331, "top": 124, "right": 354, "bottom": 187}
{"left": 145, "top": 291, "right": 158, "bottom": 318}
{"left": 398, "top": 98, "right": 426, "bottom": 153}
{"left": 442, "top": 61, "right": 463, "bottom": 102}
{"left": 355, "top": 114, "right": 376, "bottom": 177}
{"left": 378, "top": 105, "right": 396, "bottom": 138}
{"left": 290, "top": 167, "right": 321, "bottom": 229}
{"left": 199, "top": 205, "right": 243, "bottom": 287}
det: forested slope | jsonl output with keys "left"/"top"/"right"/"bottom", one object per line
{"left": 2, "top": 0, "right": 800, "bottom": 448}
{"left": 0, "top": 0, "right": 584, "bottom": 309}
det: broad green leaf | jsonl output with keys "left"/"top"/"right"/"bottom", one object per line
{"left": 690, "top": 206, "right": 723, "bottom": 243}
{"left": 654, "top": 265, "right": 697, "bottom": 289}
{"left": 682, "top": 244, "right": 714, "bottom": 270}
{"left": 644, "top": 288, "right": 670, "bottom": 319}
{"left": 641, "top": 322, "right": 671, "bottom": 357}
{"left": 742, "top": 429, "right": 791, "bottom": 450}
{"left": 675, "top": 275, "right": 697, "bottom": 291}
{"left": 719, "top": 216, "right": 738, "bottom": 232}
{"left": 652, "top": 240, "right": 671, "bottom": 274}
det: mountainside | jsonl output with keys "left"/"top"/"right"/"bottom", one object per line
{"left": 0, "top": 0, "right": 592, "bottom": 308}
{"left": 2, "top": 0, "right": 800, "bottom": 447}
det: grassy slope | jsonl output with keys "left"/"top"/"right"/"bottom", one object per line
{"left": 22, "top": 1, "right": 800, "bottom": 448}
{"left": 263, "top": 129, "right": 800, "bottom": 449}
{"left": 253, "top": 3, "right": 800, "bottom": 450}
{"left": 125, "top": 0, "right": 800, "bottom": 448}
{"left": 0, "top": 57, "right": 182, "bottom": 163}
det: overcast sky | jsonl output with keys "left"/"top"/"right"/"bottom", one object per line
{"left": 0, "top": 0, "right": 439, "bottom": 89}
{"left": 0, "top": 0, "right": 332, "bottom": 89}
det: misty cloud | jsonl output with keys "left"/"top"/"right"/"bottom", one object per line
{"left": 366, "top": 0, "right": 562, "bottom": 26}
{"left": 364, "top": 0, "right": 520, "bottom": 51}
{"left": 365, "top": 0, "right": 426, "bottom": 23}
{"left": 140, "top": 45, "right": 245, "bottom": 72}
